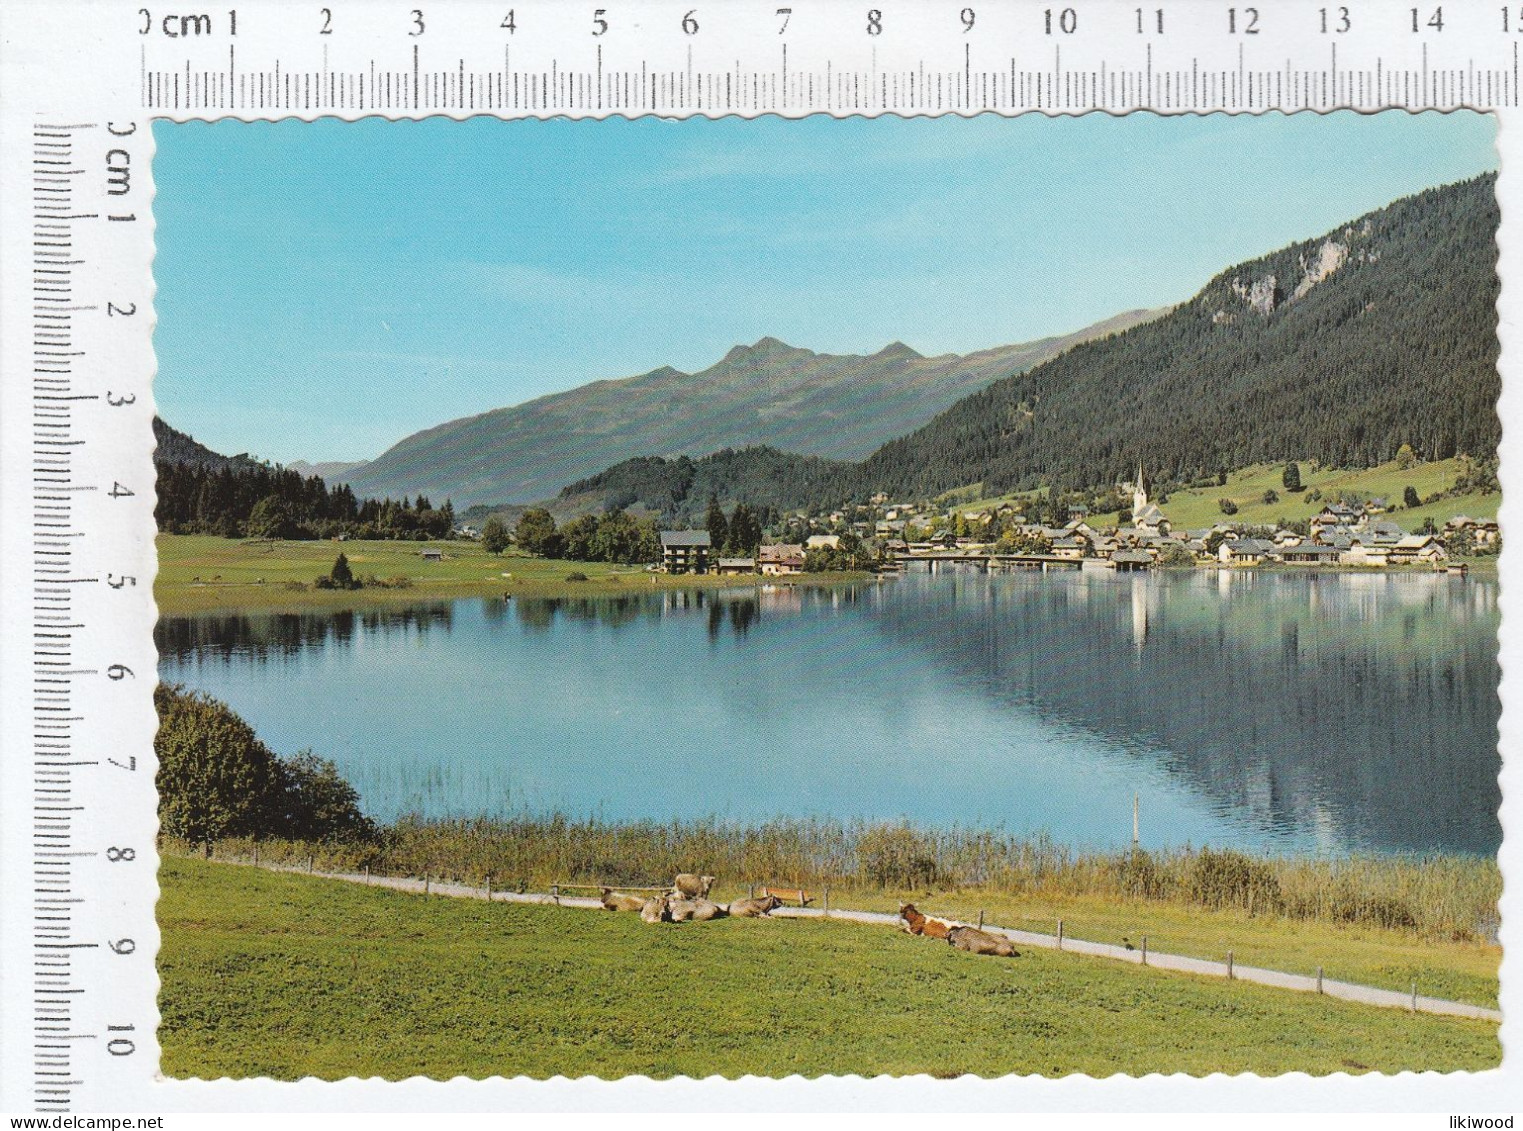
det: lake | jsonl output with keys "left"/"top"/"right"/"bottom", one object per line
{"left": 156, "top": 570, "right": 1501, "bottom": 856}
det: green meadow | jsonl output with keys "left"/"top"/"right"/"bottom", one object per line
{"left": 154, "top": 533, "right": 868, "bottom": 615}
{"left": 1145, "top": 457, "right": 1495, "bottom": 532}
{"left": 951, "top": 457, "right": 1496, "bottom": 535}
{"left": 157, "top": 857, "right": 1499, "bottom": 1080}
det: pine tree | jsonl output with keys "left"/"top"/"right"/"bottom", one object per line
{"left": 705, "top": 493, "right": 729, "bottom": 549}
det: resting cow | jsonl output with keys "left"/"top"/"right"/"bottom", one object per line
{"left": 640, "top": 895, "right": 672, "bottom": 924}
{"left": 899, "top": 903, "right": 960, "bottom": 940}
{"left": 672, "top": 873, "right": 716, "bottom": 900}
{"left": 688, "top": 899, "right": 727, "bottom": 921}
{"left": 600, "top": 888, "right": 647, "bottom": 913}
{"left": 666, "top": 898, "right": 700, "bottom": 922}
{"left": 727, "top": 894, "right": 784, "bottom": 918}
{"left": 947, "top": 925, "right": 1019, "bottom": 957}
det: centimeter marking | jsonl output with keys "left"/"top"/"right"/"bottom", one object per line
{"left": 32, "top": 119, "right": 102, "bottom": 1114}
{"left": 142, "top": 39, "right": 1520, "bottom": 113}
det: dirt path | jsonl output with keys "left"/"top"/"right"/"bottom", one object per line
{"left": 214, "top": 858, "right": 1501, "bottom": 1024}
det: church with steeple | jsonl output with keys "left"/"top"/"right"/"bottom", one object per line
{"left": 1131, "top": 465, "right": 1169, "bottom": 536}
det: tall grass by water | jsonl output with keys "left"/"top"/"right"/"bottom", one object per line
{"left": 165, "top": 813, "right": 1499, "bottom": 943}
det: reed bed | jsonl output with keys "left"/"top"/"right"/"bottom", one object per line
{"left": 163, "top": 814, "right": 1500, "bottom": 943}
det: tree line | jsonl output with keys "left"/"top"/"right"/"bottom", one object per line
{"left": 559, "top": 446, "right": 851, "bottom": 524}
{"left": 156, "top": 458, "right": 455, "bottom": 541}
{"left": 483, "top": 506, "right": 661, "bottom": 565}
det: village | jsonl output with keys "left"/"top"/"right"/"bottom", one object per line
{"left": 648, "top": 474, "right": 1498, "bottom": 577}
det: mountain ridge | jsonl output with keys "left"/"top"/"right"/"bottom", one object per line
{"left": 328, "top": 307, "right": 1165, "bottom": 507}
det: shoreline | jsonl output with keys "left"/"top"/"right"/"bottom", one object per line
{"left": 154, "top": 548, "right": 879, "bottom": 615}
{"left": 153, "top": 538, "right": 1492, "bottom": 618}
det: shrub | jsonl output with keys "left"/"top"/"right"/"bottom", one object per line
{"left": 1187, "top": 847, "right": 1282, "bottom": 915}
{"left": 856, "top": 824, "right": 940, "bottom": 888}
{"left": 155, "top": 684, "right": 374, "bottom": 847}
{"left": 280, "top": 751, "right": 377, "bottom": 844}
{"left": 155, "top": 683, "right": 286, "bottom": 846}
{"left": 1116, "top": 847, "right": 1167, "bottom": 899}
{"left": 1218, "top": 498, "right": 1239, "bottom": 515}
{"left": 565, "top": 572, "right": 589, "bottom": 582}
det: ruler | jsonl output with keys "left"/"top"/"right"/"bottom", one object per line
{"left": 129, "top": 0, "right": 1523, "bottom": 116}
{"left": 1, "top": 0, "right": 1519, "bottom": 1116}
{"left": 8, "top": 114, "right": 159, "bottom": 1114}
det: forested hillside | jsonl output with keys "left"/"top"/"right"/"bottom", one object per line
{"left": 846, "top": 175, "right": 1499, "bottom": 500}
{"left": 154, "top": 419, "right": 454, "bottom": 540}
{"left": 152, "top": 416, "right": 263, "bottom": 473}
{"left": 557, "top": 446, "right": 853, "bottom": 524}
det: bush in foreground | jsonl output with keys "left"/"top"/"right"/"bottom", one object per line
{"left": 155, "top": 684, "right": 375, "bottom": 847}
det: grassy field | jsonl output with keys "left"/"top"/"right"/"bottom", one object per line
{"left": 157, "top": 857, "right": 1498, "bottom": 1079}
{"left": 834, "top": 889, "right": 1499, "bottom": 1011}
{"left": 154, "top": 534, "right": 871, "bottom": 615}
{"left": 1156, "top": 458, "right": 1496, "bottom": 532}
{"left": 185, "top": 834, "right": 1502, "bottom": 1014}
{"left": 950, "top": 458, "right": 1496, "bottom": 535}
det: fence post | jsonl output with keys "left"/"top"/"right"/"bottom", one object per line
{"left": 307, "top": 855, "right": 314, "bottom": 874}
{"left": 1316, "top": 966, "right": 1323, "bottom": 994}
{"left": 551, "top": 883, "right": 560, "bottom": 904}
{"left": 748, "top": 883, "right": 755, "bottom": 899}
{"left": 1057, "top": 919, "right": 1064, "bottom": 949}
{"left": 424, "top": 874, "right": 430, "bottom": 895}
{"left": 823, "top": 887, "right": 830, "bottom": 914}
{"left": 485, "top": 873, "right": 493, "bottom": 901}
{"left": 977, "top": 910, "right": 985, "bottom": 929}
{"left": 1141, "top": 936, "right": 1148, "bottom": 965}
{"left": 364, "top": 864, "right": 370, "bottom": 885}
{"left": 1226, "top": 950, "right": 1234, "bottom": 980}
{"left": 252, "top": 843, "right": 259, "bottom": 867}
{"left": 1411, "top": 981, "right": 1418, "bottom": 1012}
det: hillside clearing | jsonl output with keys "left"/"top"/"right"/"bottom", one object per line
{"left": 157, "top": 858, "right": 1499, "bottom": 1080}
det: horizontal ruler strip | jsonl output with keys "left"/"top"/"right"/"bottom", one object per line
{"left": 141, "top": 42, "right": 1521, "bottom": 114}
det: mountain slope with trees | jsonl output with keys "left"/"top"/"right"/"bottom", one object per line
{"left": 154, "top": 418, "right": 455, "bottom": 540}
{"left": 843, "top": 175, "right": 1499, "bottom": 500}
{"left": 556, "top": 446, "right": 853, "bottom": 525}
{"left": 330, "top": 308, "right": 1164, "bottom": 507}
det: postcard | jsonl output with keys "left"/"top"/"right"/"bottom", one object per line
{"left": 0, "top": 1, "right": 1517, "bottom": 1120}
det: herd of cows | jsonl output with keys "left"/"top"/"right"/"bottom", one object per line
{"left": 598, "top": 873, "right": 784, "bottom": 923}
{"left": 598, "top": 874, "right": 1021, "bottom": 959}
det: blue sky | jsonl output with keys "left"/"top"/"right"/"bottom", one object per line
{"left": 152, "top": 111, "right": 1496, "bottom": 464}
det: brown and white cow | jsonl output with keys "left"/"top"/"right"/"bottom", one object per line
{"left": 899, "top": 903, "right": 960, "bottom": 939}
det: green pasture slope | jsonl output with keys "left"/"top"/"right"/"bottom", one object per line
{"left": 158, "top": 859, "right": 1498, "bottom": 1079}
{"left": 1153, "top": 458, "right": 1496, "bottom": 532}
{"left": 154, "top": 534, "right": 867, "bottom": 615}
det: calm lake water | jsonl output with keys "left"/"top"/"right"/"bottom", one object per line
{"left": 156, "top": 570, "right": 1501, "bottom": 856}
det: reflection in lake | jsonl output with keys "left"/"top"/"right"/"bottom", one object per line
{"left": 156, "top": 572, "right": 1499, "bottom": 856}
